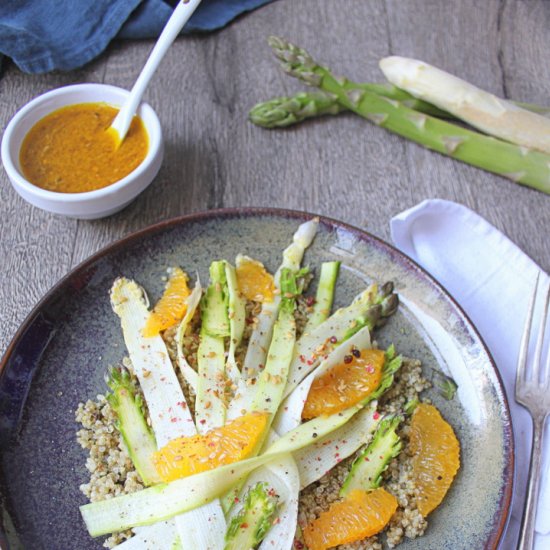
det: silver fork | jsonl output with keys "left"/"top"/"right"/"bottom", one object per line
{"left": 515, "top": 273, "right": 550, "bottom": 550}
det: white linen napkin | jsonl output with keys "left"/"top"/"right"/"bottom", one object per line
{"left": 390, "top": 199, "right": 550, "bottom": 549}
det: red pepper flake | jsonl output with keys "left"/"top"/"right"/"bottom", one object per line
{"left": 299, "top": 354, "right": 306, "bottom": 363}
{"left": 366, "top": 364, "right": 375, "bottom": 374}
{"left": 352, "top": 348, "right": 361, "bottom": 358}
{"left": 199, "top": 419, "right": 206, "bottom": 424}
{"left": 234, "top": 497, "right": 240, "bottom": 503}
{"left": 294, "top": 541, "right": 305, "bottom": 549}
{"left": 344, "top": 355, "right": 353, "bottom": 364}
{"left": 373, "top": 411, "right": 380, "bottom": 420}
{"left": 329, "top": 335, "right": 337, "bottom": 344}
{"left": 240, "top": 523, "right": 249, "bottom": 529}
{"left": 170, "top": 417, "right": 178, "bottom": 423}
{"left": 306, "top": 359, "right": 314, "bottom": 366}
{"left": 306, "top": 296, "right": 315, "bottom": 307}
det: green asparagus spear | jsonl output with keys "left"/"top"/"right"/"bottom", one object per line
{"left": 249, "top": 84, "right": 451, "bottom": 128}
{"left": 340, "top": 415, "right": 402, "bottom": 496}
{"left": 249, "top": 91, "right": 344, "bottom": 128}
{"left": 267, "top": 36, "right": 550, "bottom": 195}
{"left": 250, "top": 88, "right": 550, "bottom": 129}
{"left": 201, "top": 261, "right": 230, "bottom": 338}
{"left": 304, "top": 261, "right": 340, "bottom": 332}
{"left": 251, "top": 267, "right": 302, "bottom": 421}
{"left": 363, "top": 344, "right": 403, "bottom": 406}
{"left": 196, "top": 261, "right": 231, "bottom": 431}
{"left": 224, "top": 482, "right": 279, "bottom": 550}
{"left": 105, "top": 366, "right": 160, "bottom": 486}
{"left": 339, "top": 282, "right": 399, "bottom": 343}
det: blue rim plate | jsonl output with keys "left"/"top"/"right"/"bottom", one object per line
{"left": 0, "top": 208, "right": 513, "bottom": 549}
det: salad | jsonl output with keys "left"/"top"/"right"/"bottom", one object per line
{"left": 76, "top": 218, "right": 460, "bottom": 550}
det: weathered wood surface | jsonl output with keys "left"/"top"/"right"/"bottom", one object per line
{"left": 1, "top": 0, "right": 549, "bottom": 358}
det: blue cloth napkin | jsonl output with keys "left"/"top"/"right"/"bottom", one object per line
{"left": 0, "top": 0, "right": 273, "bottom": 74}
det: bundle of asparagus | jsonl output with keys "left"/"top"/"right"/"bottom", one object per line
{"left": 249, "top": 37, "right": 550, "bottom": 195}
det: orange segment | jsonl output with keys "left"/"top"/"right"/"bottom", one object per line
{"left": 236, "top": 255, "right": 275, "bottom": 302}
{"left": 409, "top": 403, "right": 460, "bottom": 516}
{"left": 152, "top": 412, "right": 269, "bottom": 482}
{"left": 303, "top": 488, "right": 398, "bottom": 550}
{"left": 302, "top": 348, "right": 384, "bottom": 420}
{"left": 143, "top": 267, "right": 190, "bottom": 337}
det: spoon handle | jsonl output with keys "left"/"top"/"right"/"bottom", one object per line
{"left": 111, "top": 0, "right": 202, "bottom": 143}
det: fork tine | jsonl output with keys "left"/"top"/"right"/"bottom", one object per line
{"left": 516, "top": 273, "right": 540, "bottom": 387}
{"left": 532, "top": 279, "right": 550, "bottom": 383}
{"left": 544, "top": 349, "right": 550, "bottom": 390}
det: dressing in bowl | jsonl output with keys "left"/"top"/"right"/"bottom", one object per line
{"left": 1, "top": 83, "right": 163, "bottom": 219}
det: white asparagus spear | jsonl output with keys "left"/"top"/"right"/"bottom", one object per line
{"left": 379, "top": 56, "right": 550, "bottom": 154}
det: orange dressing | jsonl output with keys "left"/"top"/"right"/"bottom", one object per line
{"left": 19, "top": 103, "right": 148, "bottom": 193}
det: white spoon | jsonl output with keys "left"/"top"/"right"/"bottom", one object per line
{"left": 109, "top": 0, "right": 202, "bottom": 145}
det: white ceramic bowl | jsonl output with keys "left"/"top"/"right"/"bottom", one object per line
{"left": 1, "top": 83, "right": 163, "bottom": 219}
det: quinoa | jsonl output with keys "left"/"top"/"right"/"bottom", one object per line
{"left": 75, "top": 288, "right": 435, "bottom": 549}
{"left": 75, "top": 395, "right": 143, "bottom": 548}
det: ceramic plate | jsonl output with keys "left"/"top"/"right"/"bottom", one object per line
{"left": 0, "top": 208, "right": 513, "bottom": 549}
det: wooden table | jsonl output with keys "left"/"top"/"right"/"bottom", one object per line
{"left": 2, "top": 0, "right": 549, "bottom": 359}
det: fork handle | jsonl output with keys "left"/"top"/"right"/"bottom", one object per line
{"left": 517, "top": 415, "right": 547, "bottom": 550}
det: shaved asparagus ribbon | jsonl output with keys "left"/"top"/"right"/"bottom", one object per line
{"left": 114, "top": 520, "right": 179, "bottom": 550}
{"left": 175, "top": 278, "right": 202, "bottom": 393}
{"left": 241, "top": 218, "right": 319, "bottom": 379}
{"left": 196, "top": 261, "right": 230, "bottom": 432}
{"left": 294, "top": 401, "right": 379, "bottom": 488}
{"left": 225, "top": 260, "right": 246, "bottom": 384}
{"left": 303, "top": 260, "right": 340, "bottom": 332}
